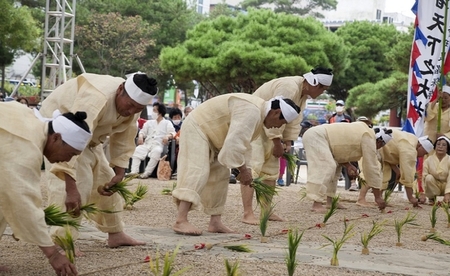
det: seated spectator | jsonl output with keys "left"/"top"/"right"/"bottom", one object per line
{"left": 423, "top": 136, "right": 450, "bottom": 204}
{"left": 17, "top": 97, "right": 29, "bottom": 107}
{"left": 169, "top": 108, "right": 183, "bottom": 132}
{"left": 129, "top": 102, "right": 176, "bottom": 178}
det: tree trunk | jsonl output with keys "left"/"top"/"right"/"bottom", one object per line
{"left": 389, "top": 108, "right": 401, "bottom": 127}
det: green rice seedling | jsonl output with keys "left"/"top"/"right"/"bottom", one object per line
{"left": 78, "top": 203, "right": 119, "bottom": 220}
{"left": 321, "top": 220, "right": 355, "bottom": 266}
{"left": 251, "top": 177, "right": 278, "bottom": 206}
{"left": 98, "top": 175, "right": 136, "bottom": 203}
{"left": 357, "top": 176, "right": 367, "bottom": 187}
{"left": 299, "top": 187, "right": 307, "bottom": 201}
{"left": 44, "top": 204, "right": 80, "bottom": 229}
{"left": 224, "top": 259, "right": 240, "bottom": 276}
{"left": 430, "top": 202, "right": 440, "bottom": 233}
{"left": 223, "top": 245, "right": 252, "bottom": 253}
{"left": 320, "top": 195, "right": 340, "bottom": 227}
{"left": 161, "top": 182, "right": 177, "bottom": 195}
{"left": 259, "top": 203, "right": 275, "bottom": 242}
{"left": 149, "top": 245, "right": 190, "bottom": 276}
{"left": 125, "top": 184, "right": 148, "bottom": 209}
{"left": 360, "top": 220, "right": 385, "bottom": 255}
{"left": 394, "top": 212, "right": 418, "bottom": 246}
{"left": 53, "top": 226, "right": 75, "bottom": 263}
{"left": 383, "top": 189, "right": 394, "bottom": 205}
{"left": 285, "top": 229, "right": 304, "bottom": 276}
{"left": 441, "top": 201, "right": 450, "bottom": 228}
{"left": 422, "top": 233, "right": 450, "bottom": 245}
{"left": 283, "top": 152, "right": 299, "bottom": 177}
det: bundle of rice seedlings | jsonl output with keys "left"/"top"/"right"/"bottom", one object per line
{"left": 224, "top": 259, "right": 240, "bottom": 276}
{"left": 44, "top": 204, "right": 80, "bottom": 229}
{"left": 161, "top": 182, "right": 177, "bottom": 195}
{"left": 429, "top": 202, "right": 440, "bottom": 233}
{"left": 283, "top": 152, "right": 299, "bottom": 177}
{"left": 421, "top": 233, "right": 450, "bottom": 245}
{"left": 53, "top": 226, "right": 75, "bottom": 263}
{"left": 321, "top": 220, "right": 355, "bottom": 266}
{"left": 360, "top": 220, "right": 385, "bottom": 255}
{"left": 149, "top": 245, "right": 191, "bottom": 276}
{"left": 442, "top": 201, "right": 450, "bottom": 228}
{"left": 285, "top": 229, "right": 304, "bottom": 276}
{"left": 223, "top": 244, "right": 252, "bottom": 253}
{"left": 320, "top": 195, "right": 340, "bottom": 227}
{"left": 125, "top": 184, "right": 148, "bottom": 209}
{"left": 98, "top": 175, "right": 136, "bottom": 203}
{"left": 394, "top": 212, "right": 418, "bottom": 246}
{"left": 357, "top": 176, "right": 367, "bottom": 187}
{"left": 251, "top": 177, "right": 278, "bottom": 206}
{"left": 259, "top": 204, "right": 275, "bottom": 243}
{"left": 78, "top": 203, "right": 119, "bottom": 220}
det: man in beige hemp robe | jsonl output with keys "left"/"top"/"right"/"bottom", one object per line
{"left": 303, "top": 122, "right": 392, "bottom": 212}
{"left": 0, "top": 102, "right": 92, "bottom": 275}
{"left": 172, "top": 93, "right": 300, "bottom": 235}
{"left": 241, "top": 67, "right": 333, "bottom": 224}
{"left": 39, "top": 73, "right": 157, "bottom": 248}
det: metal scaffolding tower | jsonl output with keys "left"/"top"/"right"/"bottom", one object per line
{"left": 11, "top": 0, "right": 84, "bottom": 99}
{"left": 41, "top": 0, "right": 83, "bottom": 99}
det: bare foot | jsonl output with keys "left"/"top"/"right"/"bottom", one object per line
{"left": 107, "top": 231, "right": 146, "bottom": 248}
{"left": 241, "top": 212, "right": 259, "bottom": 225}
{"left": 355, "top": 201, "right": 375, "bottom": 208}
{"left": 0, "top": 265, "right": 9, "bottom": 272}
{"left": 173, "top": 221, "right": 202, "bottom": 236}
{"left": 208, "top": 221, "right": 236, "bottom": 233}
{"left": 268, "top": 213, "right": 285, "bottom": 221}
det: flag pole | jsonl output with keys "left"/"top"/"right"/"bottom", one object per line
{"left": 438, "top": 0, "right": 449, "bottom": 133}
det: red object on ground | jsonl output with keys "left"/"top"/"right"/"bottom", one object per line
{"left": 194, "top": 243, "right": 205, "bottom": 250}
{"left": 144, "top": 255, "right": 150, "bottom": 263}
{"left": 362, "top": 214, "right": 369, "bottom": 218}
{"left": 315, "top": 223, "right": 322, "bottom": 228}
{"left": 281, "top": 229, "right": 289, "bottom": 234}
{"left": 244, "top": 233, "right": 252, "bottom": 239}
{"left": 387, "top": 210, "right": 393, "bottom": 213}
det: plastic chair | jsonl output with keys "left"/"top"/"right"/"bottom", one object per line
{"left": 294, "top": 148, "right": 308, "bottom": 184}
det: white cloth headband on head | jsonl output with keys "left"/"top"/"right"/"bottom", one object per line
{"left": 303, "top": 72, "right": 333, "bottom": 87}
{"left": 437, "top": 136, "right": 450, "bottom": 145}
{"left": 375, "top": 128, "right": 392, "bottom": 145}
{"left": 124, "top": 73, "right": 155, "bottom": 105}
{"left": 273, "top": 96, "right": 298, "bottom": 123}
{"left": 418, "top": 136, "right": 434, "bottom": 153}
{"left": 33, "top": 108, "right": 92, "bottom": 151}
{"left": 443, "top": 85, "right": 450, "bottom": 95}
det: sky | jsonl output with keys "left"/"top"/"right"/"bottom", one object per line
{"left": 385, "top": 0, "right": 416, "bottom": 16}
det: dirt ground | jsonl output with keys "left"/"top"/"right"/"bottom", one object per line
{"left": 1, "top": 170, "right": 450, "bottom": 276}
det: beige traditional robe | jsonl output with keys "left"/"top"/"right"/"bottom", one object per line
{"left": 302, "top": 122, "right": 381, "bottom": 202}
{"left": 424, "top": 104, "right": 450, "bottom": 143}
{"left": 172, "top": 93, "right": 270, "bottom": 215}
{"left": 251, "top": 76, "right": 308, "bottom": 180}
{"left": 0, "top": 102, "right": 53, "bottom": 247}
{"left": 423, "top": 153, "right": 450, "bottom": 198}
{"left": 379, "top": 129, "right": 418, "bottom": 189}
{"left": 39, "top": 73, "right": 140, "bottom": 238}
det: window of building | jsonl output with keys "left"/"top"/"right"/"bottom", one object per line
{"left": 376, "top": 9, "right": 382, "bottom": 20}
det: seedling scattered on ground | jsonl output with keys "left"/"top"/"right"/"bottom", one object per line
{"left": 360, "top": 220, "right": 385, "bottom": 255}
{"left": 285, "top": 229, "right": 304, "bottom": 276}
{"left": 321, "top": 219, "right": 355, "bottom": 266}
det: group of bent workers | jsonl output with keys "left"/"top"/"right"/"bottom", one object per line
{"left": 1, "top": 68, "right": 446, "bottom": 275}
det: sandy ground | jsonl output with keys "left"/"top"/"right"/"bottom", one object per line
{"left": 1, "top": 168, "right": 450, "bottom": 276}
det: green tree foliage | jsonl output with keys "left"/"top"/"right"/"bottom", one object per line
{"left": 160, "top": 8, "right": 348, "bottom": 96}
{"left": 209, "top": 1, "right": 241, "bottom": 19}
{"left": 76, "top": 0, "right": 202, "bottom": 88}
{"left": 240, "top": 0, "right": 337, "bottom": 17}
{"left": 330, "top": 21, "right": 401, "bottom": 100}
{"left": 346, "top": 71, "right": 408, "bottom": 118}
{"left": 0, "top": 0, "right": 41, "bottom": 94}
{"left": 386, "top": 27, "right": 414, "bottom": 74}
{"left": 76, "top": 12, "right": 158, "bottom": 77}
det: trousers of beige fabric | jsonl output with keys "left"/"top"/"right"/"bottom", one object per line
{"left": 45, "top": 145, "right": 124, "bottom": 239}
{"left": 424, "top": 175, "right": 450, "bottom": 199}
{"left": 172, "top": 117, "right": 230, "bottom": 215}
{"left": 250, "top": 132, "right": 279, "bottom": 181}
{"left": 303, "top": 127, "right": 342, "bottom": 202}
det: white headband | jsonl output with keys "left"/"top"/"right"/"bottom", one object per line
{"left": 273, "top": 96, "right": 298, "bottom": 123}
{"left": 443, "top": 85, "right": 450, "bottom": 95}
{"left": 418, "top": 136, "right": 434, "bottom": 153}
{"left": 124, "top": 73, "right": 155, "bottom": 105}
{"left": 303, "top": 72, "right": 333, "bottom": 87}
{"left": 437, "top": 136, "right": 450, "bottom": 145}
{"left": 375, "top": 128, "right": 392, "bottom": 145}
{"left": 33, "top": 108, "right": 92, "bottom": 151}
